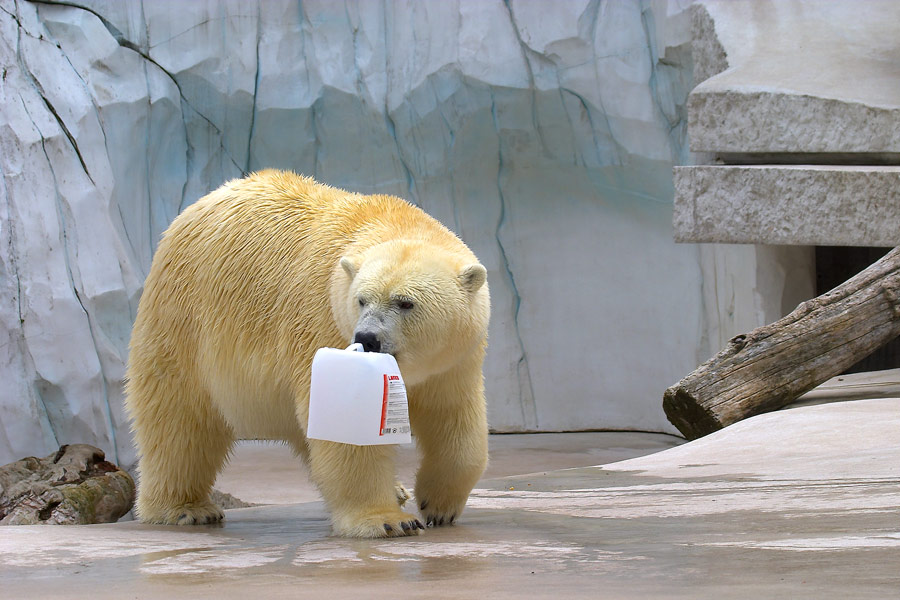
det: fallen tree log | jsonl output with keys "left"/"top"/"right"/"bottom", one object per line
{"left": 0, "top": 444, "right": 134, "bottom": 525}
{"left": 664, "top": 246, "right": 900, "bottom": 440}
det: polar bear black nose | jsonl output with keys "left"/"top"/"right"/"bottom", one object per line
{"left": 354, "top": 331, "right": 382, "bottom": 353}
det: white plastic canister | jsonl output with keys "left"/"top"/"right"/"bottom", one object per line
{"left": 307, "top": 343, "right": 412, "bottom": 445}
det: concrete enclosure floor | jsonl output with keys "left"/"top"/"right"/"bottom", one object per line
{"left": 1, "top": 397, "right": 898, "bottom": 599}
{"left": 213, "top": 431, "right": 682, "bottom": 506}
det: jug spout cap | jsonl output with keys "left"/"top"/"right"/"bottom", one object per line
{"left": 346, "top": 343, "right": 364, "bottom": 353}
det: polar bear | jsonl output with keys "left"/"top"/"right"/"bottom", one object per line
{"left": 125, "top": 170, "right": 490, "bottom": 538}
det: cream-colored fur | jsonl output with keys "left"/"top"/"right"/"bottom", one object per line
{"left": 125, "top": 170, "right": 490, "bottom": 538}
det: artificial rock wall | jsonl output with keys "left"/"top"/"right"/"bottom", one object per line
{"left": 1, "top": 0, "right": 708, "bottom": 468}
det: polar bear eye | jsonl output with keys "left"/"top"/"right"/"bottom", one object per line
{"left": 398, "top": 300, "right": 414, "bottom": 311}
{"left": 358, "top": 298, "right": 367, "bottom": 308}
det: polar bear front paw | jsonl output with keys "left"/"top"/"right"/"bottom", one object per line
{"left": 137, "top": 499, "right": 225, "bottom": 525}
{"left": 333, "top": 508, "right": 424, "bottom": 538}
{"left": 175, "top": 502, "right": 225, "bottom": 525}
{"left": 138, "top": 500, "right": 224, "bottom": 526}
{"left": 417, "top": 496, "right": 467, "bottom": 528}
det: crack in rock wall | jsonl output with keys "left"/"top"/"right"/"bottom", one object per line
{"left": 1, "top": 0, "right": 698, "bottom": 467}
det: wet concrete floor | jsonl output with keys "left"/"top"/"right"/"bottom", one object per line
{"left": 1, "top": 397, "right": 898, "bottom": 599}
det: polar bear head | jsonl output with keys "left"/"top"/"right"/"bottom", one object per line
{"left": 330, "top": 239, "right": 489, "bottom": 386}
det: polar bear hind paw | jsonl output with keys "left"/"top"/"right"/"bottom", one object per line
{"left": 394, "top": 482, "right": 411, "bottom": 507}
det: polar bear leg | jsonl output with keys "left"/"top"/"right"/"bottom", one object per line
{"left": 410, "top": 361, "right": 489, "bottom": 527}
{"left": 306, "top": 439, "right": 422, "bottom": 538}
{"left": 289, "top": 437, "right": 410, "bottom": 509}
{"left": 130, "top": 374, "right": 234, "bottom": 525}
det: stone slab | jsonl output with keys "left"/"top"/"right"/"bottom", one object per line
{"left": 1, "top": 399, "right": 898, "bottom": 599}
{"left": 689, "top": 88, "right": 900, "bottom": 155}
{"left": 690, "top": 0, "right": 900, "bottom": 155}
{"left": 674, "top": 165, "right": 900, "bottom": 245}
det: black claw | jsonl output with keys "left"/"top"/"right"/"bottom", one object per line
{"left": 178, "top": 513, "right": 188, "bottom": 523}
{"left": 449, "top": 515, "right": 456, "bottom": 525}
{"left": 437, "top": 517, "right": 444, "bottom": 526}
{"left": 415, "top": 520, "right": 425, "bottom": 530}
{"left": 384, "top": 523, "right": 393, "bottom": 533}
{"left": 401, "top": 521, "right": 411, "bottom": 532}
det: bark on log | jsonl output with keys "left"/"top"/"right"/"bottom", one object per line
{"left": 664, "top": 246, "right": 900, "bottom": 440}
{"left": 0, "top": 444, "right": 135, "bottom": 525}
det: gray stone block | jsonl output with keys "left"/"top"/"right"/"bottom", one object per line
{"left": 674, "top": 165, "right": 900, "bottom": 246}
{"left": 690, "top": 3, "right": 729, "bottom": 85}
{"left": 689, "top": 0, "right": 900, "bottom": 155}
{"left": 689, "top": 89, "right": 900, "bottom": 154}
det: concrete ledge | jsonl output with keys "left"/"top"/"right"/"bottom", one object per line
{"left": 689, "top": 88, "right": 900, "bottom": 154}
{"left": 795, "top": 369, "right": 900, "bottom": 406}
{"left": 674, "top": 165, "right": 900, "bottom": 245}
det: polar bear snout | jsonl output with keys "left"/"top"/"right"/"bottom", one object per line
{"left": 352, "top": 309, "right": 399, "bottom": 355}
{"left": 353, "top": 331, "right": 382, "bottom": 353}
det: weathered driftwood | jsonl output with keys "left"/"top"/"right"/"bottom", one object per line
{"left": 664, "top": 246, "right": 900, "bottom": 440}
{"left": 0, "top": 444, "right": 135, "bottom": 525}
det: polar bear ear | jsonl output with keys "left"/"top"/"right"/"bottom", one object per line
{"left": 340, "top": 256, "right": 360, "bottom": 280}
{"left": 458, "top": 264, "right": 487, "bottom": 293}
